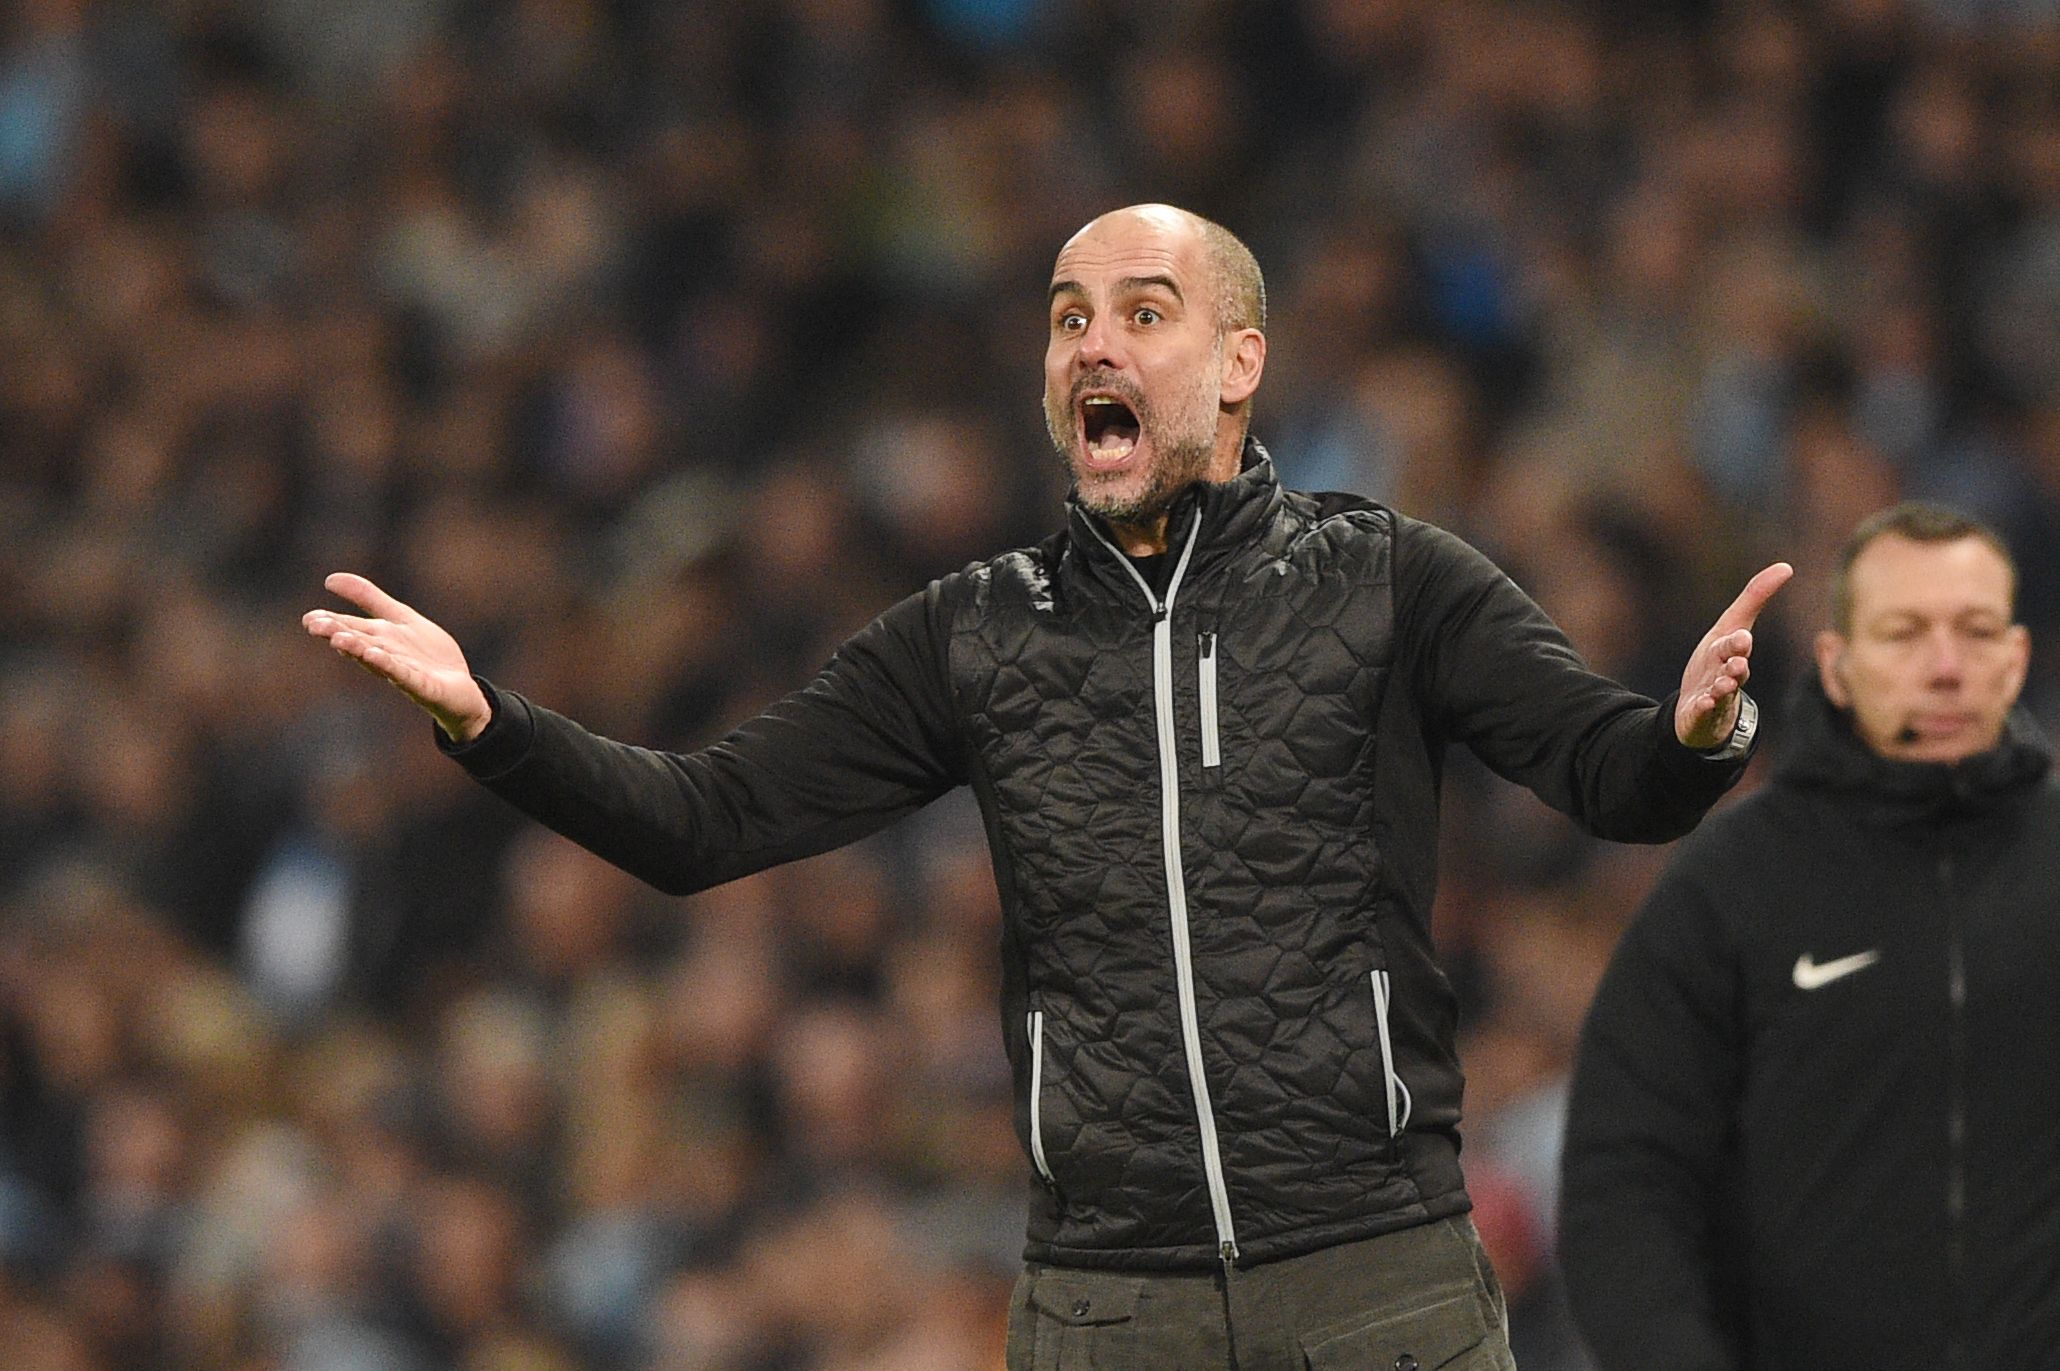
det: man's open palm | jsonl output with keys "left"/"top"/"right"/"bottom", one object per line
{"left": 1675, "top": 561, "right": 1793, "bottom": 750}
{"left": 303, "top": 573, "right": 491, "bottom": 743}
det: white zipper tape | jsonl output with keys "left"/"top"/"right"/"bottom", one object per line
{"left": 1028, "top": 1009, "right": 1055, "bottom": 1184}
{"left": 1370, "top": 970, "right": 1413, "bottom": 1138}
{"left": 1084, "top": 513, "right": 1238, "bottom": 1262}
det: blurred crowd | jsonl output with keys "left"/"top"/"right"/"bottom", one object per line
{"left": 6, "top": 0, "right": 2060, "bottom": 1367}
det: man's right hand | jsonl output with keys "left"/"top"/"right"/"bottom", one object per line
{"left": 303, "top": 572, "right": 493, "bottom": 744}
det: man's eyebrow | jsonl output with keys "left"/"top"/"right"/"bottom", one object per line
{"left": 1047, "top": 275, "right": 1186, "bottom": 304}
{"left": 1119, "top": 274, "right": 1183, "bottom": 301}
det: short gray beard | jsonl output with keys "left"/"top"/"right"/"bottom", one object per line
{"left": 1047, "top": 353, "right": 1223, "bottom": 526}
{"left": 1069, "top": 431, "right": 1216, "bottom": 525}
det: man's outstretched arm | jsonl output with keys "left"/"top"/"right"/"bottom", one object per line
{"left": 1401, "top": 517, "right": 1790, "bottom": 841}
{"left": 304, "top": 572, "right": 968, "bottom": 896}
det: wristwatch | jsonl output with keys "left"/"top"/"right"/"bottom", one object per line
{"left": 1704, "top": 691, "right": 1758, "bottom": 760}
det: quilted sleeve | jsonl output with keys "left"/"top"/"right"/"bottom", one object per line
{"left": 1392, "top": 516, "right": 1746, "bottom": 841}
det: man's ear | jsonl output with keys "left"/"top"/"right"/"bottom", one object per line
{"left": 1220, "top": 329, "right": 1265, "bottom": 406}
{"left": 2003, "top": 622, "right": 2031, "bottom": 706}
{"left": 1815, "top": 629, "right": 1851, "bottom": 708}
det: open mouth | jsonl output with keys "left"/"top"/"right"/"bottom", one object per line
{"left": 1080, "top": 394, "right": 1142, "bottom": 467}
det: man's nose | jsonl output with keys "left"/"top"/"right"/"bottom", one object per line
{"left": 1074, "top": 314, "right": 1124, "bottom": 371}
{"left": 1926, "top": 629, "right": 1966, "bottom": 683}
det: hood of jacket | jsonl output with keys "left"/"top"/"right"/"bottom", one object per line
{"left": 1773, "top": 673, "right": 2052, "bottom": 828}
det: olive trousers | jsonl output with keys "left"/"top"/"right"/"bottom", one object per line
{"left": 1005, "top": 1215, "right": 1518, "bottom": 1371}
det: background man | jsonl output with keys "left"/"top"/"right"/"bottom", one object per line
{"left": 1560, "top": 502, "right": 2060, "bottom": 1370}
{"left": 309, "top": 203, "right": 1786, "bottom": 1370}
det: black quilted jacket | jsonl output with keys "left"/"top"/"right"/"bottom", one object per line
{"left": 444, "top": 446, "right": 1748, "bottom": 1270}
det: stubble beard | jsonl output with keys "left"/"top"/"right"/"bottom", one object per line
{"left": 1046, "top": 356, "right": 1224, "bottom": 528}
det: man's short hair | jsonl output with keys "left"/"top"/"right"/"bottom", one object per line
{"left": 1831, "top": 501, "right": 2017, "bottom": 633}
{"left": 1199, "top": 218, "right": 1265, "bottom": 336}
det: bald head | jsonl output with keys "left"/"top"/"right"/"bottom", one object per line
{"left": 1065, "top": 205, "right": 1266, "bottom": 338}
{"left": 1044, "top": 203, "right": 1270, "bottom": 543}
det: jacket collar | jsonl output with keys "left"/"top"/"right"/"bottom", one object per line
{"left": 1774, "top": 674, "right": 2052, "bottom": 827}
{"left": 1064, "top": 438, "right": 1288, "bottom": 586}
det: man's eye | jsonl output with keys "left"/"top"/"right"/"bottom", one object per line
{"left": 1058, "top": 312, "right": 1086, "bottom": 332}
{"left": 1135, "top": 307, "right": 1161, "bottom": 326}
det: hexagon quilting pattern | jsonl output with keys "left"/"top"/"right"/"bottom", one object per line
{"left": 953, "top": 492, "right": 1413, "bottom": 1262}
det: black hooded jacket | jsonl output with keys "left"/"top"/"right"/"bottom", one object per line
{"left": 445, "top": 446, "right": 1746, "bottom": 1269}
{"left": 1561, "top": 677, "right": 2060, "bottom": 1370}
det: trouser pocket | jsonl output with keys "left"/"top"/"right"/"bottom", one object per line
{"left": 1006, "top": 1269, "right": 1144, "bottom": 1371}
{"left": 1299, "top": 1285, "right": 1494, "bottom": 1370}
{"left": 1287, "top": 1219, "right": 1516, "bottom": 1371}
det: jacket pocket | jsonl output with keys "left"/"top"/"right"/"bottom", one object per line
{"left": 1198, "top": 632, "right": 1221, "bottom": 769}
{"left": 1028, "top": 1009, "right": 1056, "bottom": 1186}
{"left": 1370, "top": 971, "right": 1413, "bottom": 1139}
{"left": 1300, "top": 1286, "right": 1489, "bottom": 1370}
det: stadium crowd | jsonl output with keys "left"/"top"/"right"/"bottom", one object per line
{"left": 4, "top": 0, "right": 2060, "bottom": 1367}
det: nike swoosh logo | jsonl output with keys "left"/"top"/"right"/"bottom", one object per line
{"left": 1792, "top": 949, "right": 1882, "bottom": 990}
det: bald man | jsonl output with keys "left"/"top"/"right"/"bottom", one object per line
{"left": 309, "top": 205, "right": 1788, "bottom": 1369}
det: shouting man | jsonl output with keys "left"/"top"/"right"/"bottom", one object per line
{"left": 310, "top": 204, "right": 1787, "bottom": 1369}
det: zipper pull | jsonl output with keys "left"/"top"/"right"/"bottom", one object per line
{"left": 1152, "top": 602, "right": 1169, "bottom": 624}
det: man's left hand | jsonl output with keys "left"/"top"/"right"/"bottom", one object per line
{"left": 1676, "top": 562, "right": 1794, "bottom": 750}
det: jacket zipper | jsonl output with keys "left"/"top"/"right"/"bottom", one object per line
{"left": 1028, "top": 1010, "right": 1056, "bottom": 1186}
{"left": 1085, "top": 513, "right": 1239, "bottom": 1263}
{"left": 1941, "top": 850, "right": 1968, "bottom": 1369}
{"left": 1369, "top": 970, "right": 1413, "bottom": 1140}
{"left": 1198, "top": 632, "right": 1221, "bottom": 768}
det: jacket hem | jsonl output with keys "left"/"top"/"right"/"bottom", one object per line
{"left": 1022, "top": 1191, "right": 1474, "bottom": 1272}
